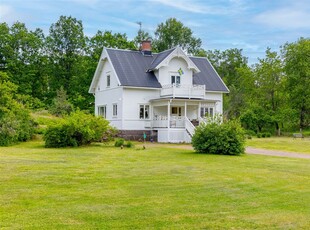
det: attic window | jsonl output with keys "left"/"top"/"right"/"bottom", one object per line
{"left": 107, "top": 75, "right": 110, "bottom": 87}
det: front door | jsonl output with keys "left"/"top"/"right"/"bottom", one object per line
{"left": 171, "top": 107, "right": 182, "bottom": 117}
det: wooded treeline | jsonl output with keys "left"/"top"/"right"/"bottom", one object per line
{"left": 0, "top": 16, "right": 309, "bottom": 134}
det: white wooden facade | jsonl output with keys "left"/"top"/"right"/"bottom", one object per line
{"left": 90, "top": 46, "right": 228, "bottom": 143}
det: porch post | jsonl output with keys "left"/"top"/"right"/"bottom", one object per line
{"left": 167, "top": 100, "right": 171, "bottom": 142}
{"left": 184, "top": 101, "right": 187, "bottom": 118}
{"left": 198, "top": 102, "right": 201, "bottom": 118}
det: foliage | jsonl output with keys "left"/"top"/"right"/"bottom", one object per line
{"left": 240, "top": 106, "right": 273, "bottom": 133}
{"left": 44, "top": 110, "right": 114, "bottom": 147}
{"left": 49, "top": 86, "right": 74, "bottom": 116}
{"left": 282, "top": 37, "right": 310, "bottom": 129}
{"left": 125, "top": 141, "right": 134, "bottom": 148}
{"left": 192, "top": 119, "right": 245, "bottom": 155}
{"left": 153, "top": 18, "right": 202, "bottom": 55}
{"left": 206, "top": 49, "right": 250, "bottom": 119}
{"left": 46, "top": 16, "right": 86, "bottom": 100}
{"left": 0, "top": 22, "right": 49, "bottom": 103}
{"left": 134, "top": 28, "right": 152, "bottom": 48}
{"left": 88, "top": 30, "right": 136, "bottom": 60}
{"left": 114, "top": 138, "right": 125, "bottom": 147}
{"left": 253, "top": 48, "right": 285, "bottom": 134}
{"left": 114, "top": 138, "right": 134, "bottom": 148}
{"left": 0, "top": 71, "right": 35, "bottom": 146}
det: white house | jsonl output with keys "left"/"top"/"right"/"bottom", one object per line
{"left": 89, "top": 41, "right": 229, "bottom": 143}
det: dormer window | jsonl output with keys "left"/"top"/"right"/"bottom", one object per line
{"left": 171, "top": 75, "right": 180, "bottom": 86}
{"left": 107, "top": 75, "right": 110, "bottom": 87}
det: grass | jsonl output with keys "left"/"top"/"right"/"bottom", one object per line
{"left": 0, "top": 141, "right": 310, "bottom": 229}
{"left": 31, "top": 110, "right": 59, "bottom": 126}
{"left": 246, "top": 137, "right": 310, "bottom": 154}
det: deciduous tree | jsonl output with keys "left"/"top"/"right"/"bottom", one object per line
{"left": 153, "top": 18, "right": 202, "bottom": 55}
{"left": 282, "top": 37, "right": 310, "bottom": 129}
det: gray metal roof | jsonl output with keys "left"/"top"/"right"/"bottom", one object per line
{"left": 190, "top": 57, "right": 229, "bottom": 92}
{"left": 149, "top": 48, "right": 175, "bottom": 70}
{"left": 106, "top": 48, "right": 161, "bottom": 88}
{"left": 106, "top": 48, "right": 229, "bottom": 92}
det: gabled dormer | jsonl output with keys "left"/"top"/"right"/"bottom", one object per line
{"left": 148, "top": 47, "right": 200, "bottom": 87}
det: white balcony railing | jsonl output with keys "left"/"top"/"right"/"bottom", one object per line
{"left": 161, "top": 84, "right": 205, "bottom": 98}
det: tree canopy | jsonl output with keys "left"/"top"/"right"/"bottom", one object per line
{"left": 153, "top": 18, "right": 202, "bottom": 55}
{"left": 1, "top": 15, "right": 309, "bottom": 135}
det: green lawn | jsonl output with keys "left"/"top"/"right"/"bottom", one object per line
{"left": 246, "top": 137, "right": 310, "bottom": 154}
{"left": 1, "top": 141, "right": 310, "bottom": 229}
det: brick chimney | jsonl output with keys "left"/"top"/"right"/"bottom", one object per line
{"left": 140, "top": 40, "right": 152, "bottom": 56}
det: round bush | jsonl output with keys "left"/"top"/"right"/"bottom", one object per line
{"left": 114, "top": 138, "right": 125, "bottom": 147}
{"left": 192, "top": 120, "right": 245, "bottom": 155}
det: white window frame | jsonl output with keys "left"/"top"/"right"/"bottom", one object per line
{"left": 113, "top": 103, "right": 117, "bottom": 117}
{"left": 98, "top": 105, "right": 107, "bottom": 118}
{"left": 200, "top": 106, "right": 214, "bottom": 118}
{"left": 171, "top": 73, "right": 181, "bottom": 86}
{"left": 139, "top": 104, "right": 150, "bottom": 120}
{"left": 107, "top": 74, "right": 110, "bottom": 88}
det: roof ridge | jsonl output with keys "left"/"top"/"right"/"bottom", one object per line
{"left": 149, "top": 47, "right": 176, "bottom": 69}
{"left": 189, "top": 56, "right": 208, "bottom": 60}
{"left": 156, "top": 47, "right": 176, "bottom": 54}
{"left": 106, "top": 47, "right": 140, "bottom": 53}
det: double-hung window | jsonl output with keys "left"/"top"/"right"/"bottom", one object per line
{"left": 98, "top": 105, "right": 106, "bottom": 118}
{"left": 171, "top": 75, "right": 181, "bottom": 86}
{"left": 113, "top": 104, "right": 117, "bottom": 117}
{"left": 139, "top": 104, "right": 149, "bottom": 119}
{"left": 200, "top": 107, "right": 214, "bottom": 117}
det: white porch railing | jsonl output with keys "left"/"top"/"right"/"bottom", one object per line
{"left": 185, "top": 116, "right": 195, "bottom": 136}
{"left": 151, "top": 115, "right": 185, "bottom": 128}
{"left": 161, "top": 84, "right": 205, "bottom": 98}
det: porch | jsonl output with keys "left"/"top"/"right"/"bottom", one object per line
{"left": 145, "top": 98, "right": 218, "bottom": 143}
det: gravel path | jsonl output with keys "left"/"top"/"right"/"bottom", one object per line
{"left": 144, "top": 143, "right": 310, "bottom": 159}
{"left": 245, "top": 147, "right": 310, "bottom": 159}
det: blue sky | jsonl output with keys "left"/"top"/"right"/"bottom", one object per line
{"left": 1, "top": 0, "right": 309, "bottom": 64}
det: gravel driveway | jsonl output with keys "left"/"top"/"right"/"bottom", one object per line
{"left": 144, "top": 143, "right": 310, "bottom": 159}
{"left": 245, "top": 147, "right": 310, "bottom": 159}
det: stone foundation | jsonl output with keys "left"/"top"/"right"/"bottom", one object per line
{"left": 117, "top": 130, "right": 158, "bottom": 142}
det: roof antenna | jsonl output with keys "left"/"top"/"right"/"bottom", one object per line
{"left": 136, "top": 21, "right": 142, "bottom": 42}
{"left": 136, "top": 21, "right": 142, "bottom": 31}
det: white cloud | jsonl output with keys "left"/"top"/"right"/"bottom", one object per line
{"left": 151, "top": 0, "right": 225, "bottom": 14}
{"left": 0, "top": 4, "right": 15, "bottom": 22}
{"left": 254, "top": 7, "right": 310, "bottom": 29}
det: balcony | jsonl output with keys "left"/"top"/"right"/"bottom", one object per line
{"left": 160, "top": 84, "right": 205, "bottom": 99}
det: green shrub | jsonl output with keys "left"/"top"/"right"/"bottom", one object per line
{"left": 0, "top": 72, "right": 35, "bottom": 146}
{"left": 262, "top": 133, "right": 266, "bottom": 138}
{"left": 245, "top": 130, "right": 256, "bottom": 136}
{"left": 49, "top": 87, "right": 73, "bottom": 117}
{"left": 34, "top": 126, "right": 47, "bottom": 135}
{"left": 114, "top": 138, "right": 125, "bottom": 147}
{"left": 44, "top": 111, "right": 114, "bottom": 148}
{"left": 192, "top": 119, "right": 245, "bottom": 155}
{"left": 125, "top": 141, "right": 134, "bottom": 148}
{"left": 0, "top": 109, "right": 35, "bottom": 146}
